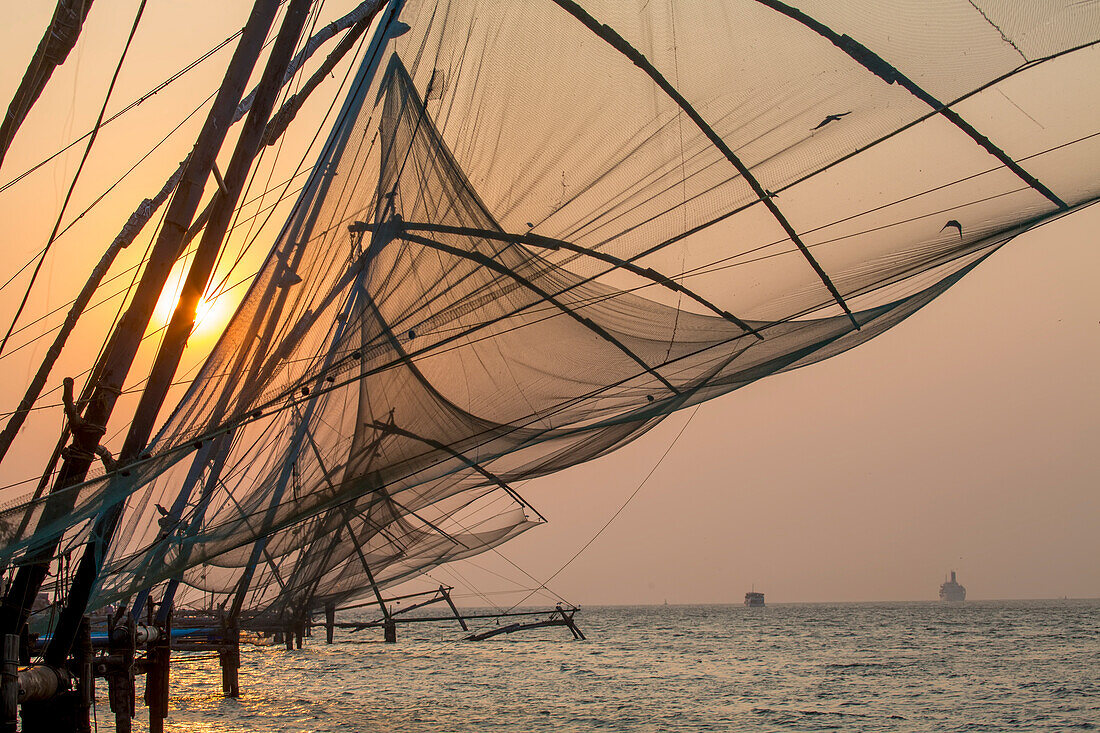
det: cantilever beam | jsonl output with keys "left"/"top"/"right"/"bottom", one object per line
{"left": 369, "top": 227, "right": 680, "bottom": 394}
{"left": 388, "top": 220, "right": 763, "bottom": 340}
{"left": 550, "top": 0, "right": 859, "bottom": 329}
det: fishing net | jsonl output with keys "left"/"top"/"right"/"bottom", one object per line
{"left": 1, "top": 0, "right": 1096, "bottom": 620}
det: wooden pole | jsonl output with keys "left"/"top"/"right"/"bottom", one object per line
{"left": 122, "top": 0, "right": 313, "bottom": 458}
{"left": 440, "top": 586, "right": 468, "bottom": 631}
{"left": 0, "top": 635, "right": 17, "bottom": 733}
{"left": 219, "top": 624, "right": 240, "bottom": 698}
{"left": 145, "top": 608, "right": 170, "bottom": 732}
{"left": 105, "top": 623, "right": 136, "bottom": 733}
{"left": 74, "top": 618, "right": 93, "bottom": 733}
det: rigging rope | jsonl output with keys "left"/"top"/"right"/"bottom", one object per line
{"left": 503, "top": 405, "right": 701, "bottom": 614}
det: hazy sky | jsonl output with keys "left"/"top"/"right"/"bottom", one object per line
{"left": 0, "top": 2, "right": 1096, "bottom": 607}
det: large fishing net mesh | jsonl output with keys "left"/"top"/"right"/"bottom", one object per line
{"left": 1, "top": 0, "right": 1097, "bottom": 621}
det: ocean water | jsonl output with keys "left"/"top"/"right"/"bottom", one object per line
{"left": 102, "top": 600, "right": 1098, "bottom": 732}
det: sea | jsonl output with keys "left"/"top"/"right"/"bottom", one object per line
{"left": 101, "top": 599, "right": 1098, "bottom": 732}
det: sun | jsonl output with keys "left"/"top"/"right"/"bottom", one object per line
{"left": 152, "top": 275, "right": 232, "bottom": 342}
{"left": 191, "top": 293, "right": 230, "bottom": 338}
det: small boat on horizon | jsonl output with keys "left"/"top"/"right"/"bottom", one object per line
{"left": 939, "top": 571, "right": 966, "bottom": 602}
{"left": 744, "top": 591, "right": 765, "bottom": 607}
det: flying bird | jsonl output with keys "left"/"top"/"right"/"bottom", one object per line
{"left": 941, "top": 219, "right": 963, "bottom": 238}
{"left": 812, "top": 111, "right": 851, "bottom": 130}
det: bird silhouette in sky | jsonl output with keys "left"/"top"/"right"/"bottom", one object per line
{"left": 812, "top": 111, "right": 851, "bottom": 130}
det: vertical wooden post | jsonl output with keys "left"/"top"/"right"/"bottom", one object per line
{"left": 106, "top": 622, "right": 136, "bottom": 733}
{"left": 0, "top": 634, "right": 18, "bottom": 733}
{"left": 145, "top": 612, "right": 170, "bottom": 732}
{"left": 383, "top": 618, "right": 397, "bottom": 644}
{"left": 325, "top": 603, "right": 336, "bottom": 644}
{"left": 75, "top": 618, "right": 93, "bottom": 733}
{"left": 219, "top": 624, "right": 240, "bottom": 699}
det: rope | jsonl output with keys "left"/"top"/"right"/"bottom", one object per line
{"left": 504, "top": 405, "right": 701, "bottom": 614}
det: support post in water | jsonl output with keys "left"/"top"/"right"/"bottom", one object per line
{"left": 75, "top": 618, "right": 93, "bottom": 733}
{"left": 105, "top": 620, "right": 137, "bottom": 733}
{"left": 325, "top": 603, "right": 336, "bottom": 644}
{"left": 145, "top": 609, "right": 171, "bottom": 733}
{"left": 219, "top": 624, "right": 241, "bottom": 699}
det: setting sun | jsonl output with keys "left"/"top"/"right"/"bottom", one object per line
{"left": 152, "top": 267, "right": 232, "bottom": 342}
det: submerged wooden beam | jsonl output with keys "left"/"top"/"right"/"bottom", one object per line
{"left": 464, "top": 609, "right": 585, "bottom": 642}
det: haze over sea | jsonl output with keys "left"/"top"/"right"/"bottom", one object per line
{"left": 104, "top": 599, "right": 1098, "bottom": 732}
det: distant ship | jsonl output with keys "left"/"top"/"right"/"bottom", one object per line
{"left": 744, "top": 591, "right": 765, "bottom": 607}
{"left": 939, "top": 571, "right": 966, "bottom": 602}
